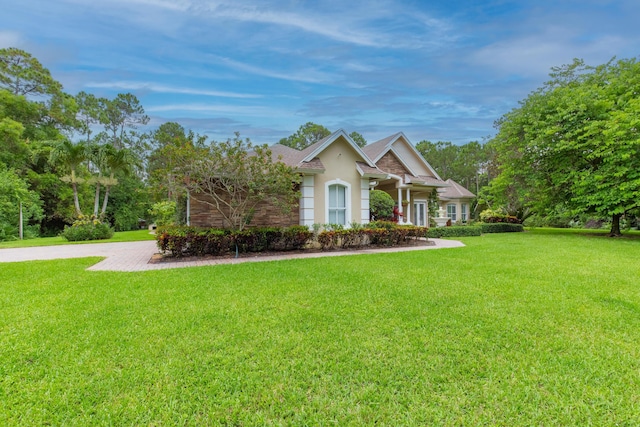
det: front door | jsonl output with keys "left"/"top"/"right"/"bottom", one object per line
{"left": 413, "top": 201, "right": 426, "bottom": 226}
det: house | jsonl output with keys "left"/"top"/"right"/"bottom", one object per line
{"left": 438, "top": 178, "right": 476, "bottom": 223}
{"left": 189, "top": 129, "right": 460, "bottom": 228}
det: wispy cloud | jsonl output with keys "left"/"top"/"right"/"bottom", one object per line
{"left": 212, "top": 56, "right": 336, "bottom": 84}
{"left": 0, "top": 30, "right": 22, "bottom": 48}
{"left": 146, "top": 103, "right": 292, "bottom": 117}
{"left": 85, "top": 81, "right": 261, "bottom": 98}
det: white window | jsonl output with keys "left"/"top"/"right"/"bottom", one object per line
{"left": 447, "top": 203, "right": 457, "bottom": 221}
{"left": 461, "top": 204, "right": 467, "bottom": 222}
{"left": 328, "top": 183, "right": 347, "bottom": 225}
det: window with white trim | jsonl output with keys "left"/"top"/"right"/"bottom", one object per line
{"left": 328, "top": 183, "right": 347, "bottom": 225}
{"left": 447, "top": 203, "right": 457, "bottom": 221}
{"left": 461, "top": 203, "right": 467, "bottom": 222}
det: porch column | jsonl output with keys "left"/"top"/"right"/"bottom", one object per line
{"left": 396, "top": 188, "right": 403, "bottom": 221}
{"left": 404, "top": 188, "right": 412, "bottom": 224}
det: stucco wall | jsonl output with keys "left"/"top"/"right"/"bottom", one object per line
{"left": 313, "top": 137, "right": 367, "bottom": 225}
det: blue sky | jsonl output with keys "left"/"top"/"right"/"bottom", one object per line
{"left": 2, "top": 0, "right": 639, "bottom": 145}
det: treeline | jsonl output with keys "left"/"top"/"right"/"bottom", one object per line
{"left": 0, "top": 48, "right": 201, "bottom": 240}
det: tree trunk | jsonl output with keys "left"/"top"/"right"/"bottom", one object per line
{"left": 101, "top": 183, "right": 111, "bottom": 218}
{"left": 609, "top": 213, "right": 622, "bottom": 237}
{"left": 71, "top": 181, "right": 82, "bottom": 216}
{"left": 93, "top": 181, "right": 101, "bottom": 217}
{"left": 70, "top": 170, "right": 82, "bottom": 216}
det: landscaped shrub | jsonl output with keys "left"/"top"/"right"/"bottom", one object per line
{"left": 61, "top": 215, "right": 114, "bottom": 241}
{"left": 427, "top": 226, "right": 482, "bottom": 238}
{"left": 369, "top": 190, "right": 394, "bottom": 221}
{"left": 157, "top": 225, "right": 313, "bottom": 257}
{"left": 316, "top": 223, "right": 428, "bottom": 250}
{"left": 480, "top": 209, "right": 522, "bottom": 224}
{"left": 480, "top": 223, "right": 524, "bottom": 233}
{"left": 149, "top": 201, "right": 177, "bottom": 226}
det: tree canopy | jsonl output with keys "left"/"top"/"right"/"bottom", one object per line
{"left": 278, "top": 122, "right": 331, "bottom": 150}
{"left": 485, "top": 57, "right": 640, "bottom": 235}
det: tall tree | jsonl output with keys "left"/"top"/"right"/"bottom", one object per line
{"left": 487, "top": 57, "right": 640, "bottom": 235}
{"left": 100, "top": 145, "right": 135, "bottom": 217}
{"left": 100, "top": 93, "right": 149, "bottom": 150}
{"left": 75, "top": 91, "right": 103, "bottom": 143}
{"left": 0, "top": 47, "right": 62, "bottom": 97}
{"left": 279, "top": 122, "right": 331, "bottom": 150}
{"left": 49, "top": 139, "right": 87, "bottom": 216}
{"left": 349, "top": 131, "right": 367, "bottom": 147}
{"left": 148, "top": 121, "right": 207, "bottom": 200}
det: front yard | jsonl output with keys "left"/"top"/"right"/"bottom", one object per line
{"left": 1, "top": 230, "right": 639, "bottom": 425}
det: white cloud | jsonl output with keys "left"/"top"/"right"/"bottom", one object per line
{"left": 85, "top": 81, "right": 261, "bottom": 98}
{"left": 147, "top": 103, "right": 292, "bottom": 117}
{"left": 0, "top": 31, "right": 22, "bottom": 48}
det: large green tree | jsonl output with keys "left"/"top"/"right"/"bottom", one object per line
{"left": 487, "top": 57, "right": 640, "bottom": 235}
{"left": 279, "top": 122, "right": 331, "bottom": 150}
{"left": 0, "top": 47, "right": 62, "bottom": 97}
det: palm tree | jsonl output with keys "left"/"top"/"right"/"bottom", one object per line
{"left": 86, "top": 142, "right": 107, "bottom": 218}
{"left": 100, "top": 145, "right": 134, "bottom": 218}
{"left": 49, "top": 139, "right": 86, "bottom": 216}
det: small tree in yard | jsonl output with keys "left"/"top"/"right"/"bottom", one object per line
{"left": 181, "top": 133, "right": 301, "bottom": 231}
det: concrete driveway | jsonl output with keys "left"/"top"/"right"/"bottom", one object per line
{"left": 0, "top": 239, "right": 465, "bottom": 272}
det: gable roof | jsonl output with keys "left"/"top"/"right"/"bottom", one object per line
{"left": 363, "top": 132, "right": 443, "bottom": 180}
{"left": 271, "top": 129, "right": 383, "bottom": 175}
{"left": 439, "top": 179, "right": 476, "bottom": 200}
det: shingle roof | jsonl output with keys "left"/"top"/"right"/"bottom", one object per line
{"left": 438, "top": 179, "right": 476, "bottom": 199}
{"left": 362, "top": 133, "right": 402, "bottom": 162}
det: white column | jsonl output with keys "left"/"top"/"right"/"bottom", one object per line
{"left": 186, "top": 192, "right": 191, "bottom": 225}
{"left": 300, "top": 175, "right": 315, "bottom": 228}
{"left": 404, "top": 188, "right": 412, "bottom": 224}
{"left": 397, "top": 188, "right": 402, "bottom": 217}
{"left": 360, "top": 179, "right": 370, "bottom": 224}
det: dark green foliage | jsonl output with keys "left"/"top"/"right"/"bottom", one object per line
{"left": 480, "top": 223, "right": 524, "bottom": 233}
{"left": 157, "top": 225, "right": 313, "bottom": 257}
{"left": 61, "top": 216, "right": 114, "bottom": 241}
{"left": 427, "top": 226, "right": 482, "bottom": 238}
{"left": 369, "top": 190, "right": 394, "bottom": 221}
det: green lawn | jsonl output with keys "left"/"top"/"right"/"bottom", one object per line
{"left": 0, "top": 229, "right": 155, "bottom": 248}
{"left": 1, "top": 230, "right": 639, "bottom": 425}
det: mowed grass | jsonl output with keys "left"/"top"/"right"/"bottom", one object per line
{"left": 1, "top": 231, "right": 640, "bottom": 425}
{"left": 0, "top": 229, "right": 155, "bottom": 249}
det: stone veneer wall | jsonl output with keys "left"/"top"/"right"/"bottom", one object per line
{"left": 376, "top": 152, "right": 410, "bottom": 177}
{"left": 190, "top": 193, "right": 300, "bottom": 228}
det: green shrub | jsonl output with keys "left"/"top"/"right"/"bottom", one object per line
{"left": 61, "top": 215, "right": 114, "bottom": 241}
{"left": 427, "top": 226, "right": 482, "bottom": 238}
{"left": 149, "top": 201, "right": 177, "bottom": 227}
{"left": 157, "top": 225, "right": 313, "bottom": 257}
{"left": 480, "top": 223, "right": 524, "bottom": 233}
{"left": 369, "top": 190, "right": 394, "bottom": 221}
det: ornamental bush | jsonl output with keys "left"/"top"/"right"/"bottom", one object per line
{"left": 61, "top": 215, "right": 114, "bottom": 241}
{"left": 427, "top": 226, "right": 482, "bottom": 238}
{"left": 480, "top": 223, "right": 524, "bottom": 233}
{"left": 156, "top": 225, "right": 313, "bottom": 257}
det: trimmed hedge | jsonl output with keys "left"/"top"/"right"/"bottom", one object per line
{"left": 427, "top": 226, "right": 482, "bottom": 238}
{"left": 317, "top": 224, "right": 428, "bottom": 251}
{"left": 157, "top": 223, "right": 430, "bottom": 257}
{"left": 480, "top": 223, "right": 524, "bottom": 233}
{"left": 157, "top": 225, "right": 313, "bottom": 257}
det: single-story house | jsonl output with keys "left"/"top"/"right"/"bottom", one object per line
{"left": 437, "top": 179, "right": 476, "bottom": 223}
{"left": 189, "top": 129, "right": 472, "bottom": 228}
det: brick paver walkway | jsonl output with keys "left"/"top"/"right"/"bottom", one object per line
{"left": 0, "top": 239, "right": 465, "bottom": 272}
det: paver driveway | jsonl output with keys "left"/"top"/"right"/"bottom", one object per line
{"left": 0, "top": 239, "right": 465, "bottom": 271}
